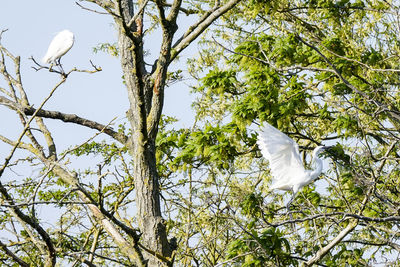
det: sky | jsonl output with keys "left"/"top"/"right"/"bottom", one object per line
{"left": 0, "top": 0, "right": 333, "bottom": 200}
{"left": 0, "top": 1, "right": 196, "bottom": 161}
{"left": 1, "top": 3, "right": 399, "bottom": 265}
{"left": 0, "top": 0, "right": 200, "bottom": 249}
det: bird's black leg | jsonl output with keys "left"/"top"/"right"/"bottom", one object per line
{"left": 286, "top": 190, "right": 296, "bottom": 231}
{"left": 57, "top": 58, "right": 65, "bottom": 75}
{"left": 286, "top": 190, "right": 295, "bottom": 213}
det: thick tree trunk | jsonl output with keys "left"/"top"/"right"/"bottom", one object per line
{"left": 116, "top": 1, "right": 171, "bottom": 264}
{"left": 113, "top": 0, "right": 242, "bottom": 264}
{"left": 132, "top": 139, "right": 172, "bottom": 262}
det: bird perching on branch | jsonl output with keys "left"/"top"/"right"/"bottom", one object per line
{"left": 42, "top": 30, "right": 74, "bottom": 70}
{"left": 257, "top": 122, "right": 331, "bottom": 210}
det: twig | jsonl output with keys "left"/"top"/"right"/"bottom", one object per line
{"left": 0, "top": 76, "right": 67, "bottom": 178}
{"left": 30, "top": 56, "right": 102, "bottom": 77}
{"left": 0, "top": 29, "right": 8, "bottom": 42}
{"left": 295, "top": 34, "right": 400, "bottom": 123}
{"left": 88, "top": 227, "right": 101, "bottom": 264}
{"left": 75, "top": 1, "right": 109, "bottom": 15}
{"left": 270, "top": 212, "right": 400, "bottom": 227}
{"left": 30, "top": 56, "right": 64, "bottom": 75}
{"left": 213, "top": 252, "right": 252, "bottom": 267}
{"left": 170, "top": 0, "right": 242, "bottom": 62}
{"left": 212, "top": 36, "right": 268, "bottom": 64}
{"left": 127, "top": 0, "right": 150, "bottom": 28}
{"left": 0, "top": 240, "right": 30, "bottom": 267}
{"left": 0, "top": 200, "right": 89, "bottom": 208}
{"left": 305, "top": 219, "right": 358, "bottom": 266}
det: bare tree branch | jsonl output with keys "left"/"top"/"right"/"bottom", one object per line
{"left": 0, "top": 180, "right": 57, "bottom": 266}
{"left": 305, "top": 188, "right": 372, "bottom": 265}
{"left": 0, "top": 240, "right": 30, "bottom": 267}
{"left": 40, "top": 160, "right": 148, "bottom": 266}
{"left": 79, "top": 0, "right": 119, "bottom": 18}
{"left": 295, "top": 34, "right": 400, "bottom": 123}
{"left": 127, "top": 0, "right": 150, "bottom": 28}
{"left": 23, "top": 106, "right": 128, "bottom": 144}
{"left": 75, "top": 1, "right": 109, "bottom": 15}
{"left": 270, "top": 212, "right": 400, "bottom": 227}
{"left": 0, "top": 75, "right": 66, "bottom": 177}
{"left": 305, "top": 219, "right": 358, "bottom": 266}
{"left": 0, "top": 96, "right": 128, "bottom": 144}
{"left": 170, "top": 0, "right": 241, "bottom": 62}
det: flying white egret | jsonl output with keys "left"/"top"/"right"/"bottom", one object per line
{"left": 257, "top": 122, "right": 331, "bottom": 210}
{"left": 42, "top": 30, "right": 74, "bottom": 66}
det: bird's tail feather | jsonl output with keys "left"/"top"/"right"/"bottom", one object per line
{"left": 42, "top": 55, "right": 51, "bottom": 64}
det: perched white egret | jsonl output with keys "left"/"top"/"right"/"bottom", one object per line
{"left": 42, "top": 30, "right": 74, "bottom": 65}
{"left": 257, "top": 122, "right": 331, "bottom": 209}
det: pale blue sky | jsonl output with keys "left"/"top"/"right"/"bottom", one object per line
{"left": 0, "top": 1, "right": 196, "bottom": 157}
{"left": 0, "top": 1, "right": 198, "bottom": 238}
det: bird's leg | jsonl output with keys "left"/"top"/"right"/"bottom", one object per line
{"left": 57, "top": 58, "right": 65, "bottom": 75}
{"left": 285, "top": 191, "right": 295, "bottom": 214}
{"left": 286, "top": 190, "right": 296, "bottom": 231}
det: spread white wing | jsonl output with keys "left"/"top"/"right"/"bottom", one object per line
{"left": 257, "top": 123, "right": 305, "bottom": 190}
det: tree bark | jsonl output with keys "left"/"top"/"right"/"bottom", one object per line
{"left": 115, "top": 0, "right": 172, "bottom": 264}
{"left": 113, "top": 0, "right": 242, "bottom": 264}
{"left": 305, "top": 219, "right": 358, "bottom": 266}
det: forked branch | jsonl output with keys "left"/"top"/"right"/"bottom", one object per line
{"left": 170, "top": 0, "right": 241, "bottom": 62}
{"left": 30, "top": 56, "right": 102, "bottom": 77}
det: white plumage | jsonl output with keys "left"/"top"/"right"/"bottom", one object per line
{"left": 257, "top": 122, "right": 329, "bottom": 207}
{"left": 42, "top": 30, "right": 74, "bottom": 64}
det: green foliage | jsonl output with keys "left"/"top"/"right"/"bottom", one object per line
{"left": 2, "top": 0, "right": 400, "bottom": 266}
{"left": 171, "top": 122, "right": 246, "bottom": 171}
{"left": 93, "top": 42, "right": 119, "bottom": 57}
{"left": 324, "top": 245, "right": 366, "bottom": 266}
{"left": 240, "top": 193, "right": 263, "bottom": 217}
{"left": 185, "top": 0, "right": 400, "bottom": 265}
{"left": 70, "top": 139, "right": 128, "bottom": 165}
{"left": 197, "top": 69, "right": 238, "bottom": 96}
{"left": 226, "top": 228, "right": 295, "bottom": 266}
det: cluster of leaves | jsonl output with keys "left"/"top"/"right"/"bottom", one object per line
{"left": 93, "top": 42, "right": 119, "bottom": 57}
{"left": 227, "top": 228, "right": 294, "bottom": 267}
{"left": 177, "top": 0, "right": 400, "bottom": 265}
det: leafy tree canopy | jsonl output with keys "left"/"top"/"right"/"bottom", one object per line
{"left": 1, "top": 0, "right": 400, "bottom": 266}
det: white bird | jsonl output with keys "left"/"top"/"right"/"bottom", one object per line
{"left": 42, "top": 30, "right": 74, "bottom": 65}
{"left": 257, "top": 122, "right": 330, "bottom": 209}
